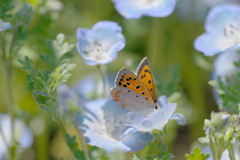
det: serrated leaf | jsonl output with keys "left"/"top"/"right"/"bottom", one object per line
{"left": 39, "top": 53, "right": 56, "bottom": 69}
{"left": 47, "top": 33, "right": 75, "bottom": 59}
{"left": 185, "top": 148, "right": 210, "bottom": 160}
{"left": 73, "top": 149, "right": 85, "bottom": 160}
{"left": 33, "top": 91, "right": 52, "bottom": 105}
{"left": 158, "top": 143, "right": 174, "bottom": 160}
{"left": 65, "top": 134, "right": 78, "bottom": 151}
{"left": 40, "top": 105, "right": 58, "bottom": 112}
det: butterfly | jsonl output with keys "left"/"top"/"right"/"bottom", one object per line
{"left": 111, "top": 57, "right": 159, "bottom": 116}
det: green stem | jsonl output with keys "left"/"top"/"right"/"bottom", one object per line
{"left": 77, "top": 131, "right": 90, "bottom": 160}
{"left": 0, "top": 34, "right": 6, "bottom": 58}
{"left": 53, "top": 111, "right": 67, "bottom": 137}
{"left": 209, "top": 128, "right": 217, "bottom": 160}
{"left": 1, "top": 26, "right": 19, "bottom": 160}
{"left": 228, "top": 143, "right": 236, "bottom": 160}
{"left": 97, "top": 65, "right": 107, "bottom": 97}
{"left": 9, "top": 23, "right": 20, "bottom": 58}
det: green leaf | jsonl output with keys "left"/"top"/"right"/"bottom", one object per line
{"left": 47, "top": 60, "right": 76, "bottom": 92}
{"left": 73, "top": 149, "right": 85, "bottom": 160}
{"left": 185, "top": 148, "right": 210, "bottom": 160}
{"left": 157, "top": 143, "right": 174, "bottom": 160}
{"left": 15, "top": 4, "right": 33, "bottom": 30}
{"left": 18, "top": 56, "right": 36, "bottom": 90}
{"left": 65, "top": 134, "right": 78, "bottom": 151}
{"left": 39, "top": 53, "right": 56, "bottom": 69}
{"left": 0, "top": 0, "right": 14, "bottom": 18}
{"left": 47, "top": 33, "right": 75, "bottom": 59}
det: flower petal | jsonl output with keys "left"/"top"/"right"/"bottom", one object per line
{"left": 170, "top": 113, "right": 186, "bottom": 125}
{"left": 205, "top": 4, "right": 240, "bottom": 33}
{"left": 0, "top": 19, "right": 12, "bottom": 32}
{"left": 112, "top": 0, "right": 176, "bottom": 19}
{"left": 76, "top": 21, "right": 125, "bottom": 65}
{"left": 194, "top": 33, "right": 226, "bottom": 56}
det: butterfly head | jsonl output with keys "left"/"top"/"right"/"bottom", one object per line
{"left": 154, "top": 102, "right": 160, "bottom": 109}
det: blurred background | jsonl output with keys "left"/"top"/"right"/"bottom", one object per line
{"left": 1, "top": 0, "right": 238, "bottom": 159}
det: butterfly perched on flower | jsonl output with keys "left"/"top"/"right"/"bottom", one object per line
{"left": 111, "top": 57, "right": 159, "bottom": 116}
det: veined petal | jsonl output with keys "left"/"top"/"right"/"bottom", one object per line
{"left": 75, "top": 99, "right": 150, "bottom": 153}
{"left": 76, "top": 21, "right": 125, "bottom": 65}
{"left": 194, "top": 4, "right": 240, "bottom": 56}
{"left": 112, "top": 0, "right": 176, "bottom": 19}
{"left": 205, "top": 4, "right": 240, "bottom": 33}
{"left": 0, "top": 20, "right": 12, "bottom": 32}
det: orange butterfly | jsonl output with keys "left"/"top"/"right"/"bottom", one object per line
{"left": 111, "top": 57, "right": 159, "bottom": 116}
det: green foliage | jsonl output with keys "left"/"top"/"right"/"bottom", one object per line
{"left": 198, "top": 113, "right": 240, "bottom": 160}
{"left": 217, "top": 74, "right": 240, "bottom": 114}
{"left": 0, "top": 0, "right": 14, "bottom": 18}
{"left": 136, "top": 142, "right": 174, "bottom": 160}
{"left": 185, "top": 148, "right": 210, "bottom": 160}
{"left": 210, "top": 62, "right": 240, "bottom": 114}
{"left": 155, "top": 65, "right": 181, "bottom": 96}
{"left": 73, "top": 149, "right": 85, "bottom": 160}
{"left": 14, "top": 4, "right": 33, "bottom": 30}
{"left": 18, "top": 33, "right": 75, "bottom": 111}
{"left": 66, "top": 134, "right": 78, "bottom": 151}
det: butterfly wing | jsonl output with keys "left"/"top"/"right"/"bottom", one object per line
{"left": 136, "top": 57, "right": 157, "bottom": 102}
{"left": 111, "top": 67, "right": 156, "bottom": 116}
{"left": 111, "top": 87, "right": 155, "bottom": 116}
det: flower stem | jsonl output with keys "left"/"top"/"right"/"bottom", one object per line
{"left": 209, "top": 128, "right": 217, "bottom": 160}
{"left": 1, "top": 25, "right": 20, "bottom": 160}
{"left": 228, "top": 143, "right": 236, "bottom": 160}
{"left": 97, "top": 65, "right": 107, "bottom": 97}
{"left": 77, "top": 131, "right": 91, "bottom": 160}
{"left": 148, "top": 18, "right": 161, "bottom": 69}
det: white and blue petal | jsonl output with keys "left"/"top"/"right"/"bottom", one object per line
{"left": 211, "top": 47, "right": 240, "bottom": 105}
{"left": 76, "top": 21, "right": 126, "bottom": 66}
{"left": 0, "top": 114, "right": 33, "bottom": 158}
{"left": 0, "top": 19, "right": 12, "bottom": 32}
{"left": 75, "top": 99, "right": 151, "bottom": 153}
{"left": 205, "top": 4, "right": 240, "bottom": 33}
{"left": 57, "top": 83, "right": 81, "bottom": 111}
{"left": 194, "top": 4, "right": 240, "bottom": 56}
{"left": 112, "top": 0, "right": 176, "bottom": 19}
{"left": 126, "top": 96, "right": 185, "bottom": 132}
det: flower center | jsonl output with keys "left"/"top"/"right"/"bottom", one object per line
{"left": 83, "top": 41, "right": 107, "bottom": 62}
{"left": 104, "top": 115, "right": 124, "bottom": 141}
{"left": 133, "top": 0, "right": 162, "bottom": 8}
{"left": 223, "top": 24, "right": 240, "bottom": 45}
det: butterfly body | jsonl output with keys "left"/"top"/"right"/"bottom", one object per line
{"left": 111, "top": 57, "right": 159, "bottom": 116}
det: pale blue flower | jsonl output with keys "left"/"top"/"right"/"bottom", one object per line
{"left": 212, "top": 47, "right": 240, "bottom": 82}
{"left": 194, "top": 4, "right": 240, "bottom": 56}
{"left": 112, "top": 0, "right": 176, "bottom": 19}
{"left": 75, "top": 99, "right": 152, "bottom": 153}
{"left": 76, "top": 21, "right": 126, "bottom": 66}
{"left": 176, "top": 0, "right": 240, "bottom": 21}
{"left": 57, "top": 74, "right": 117, "bottom": 111}
{"left": 211, "top": 47, "right": 240, "bottom": 105}
{"left": 124, "top": 96, "right": 185, "bottom": 133}
{"left": 0, "top": 114, "right": 33, "bottom": 158}
{"left": 57, "top": 83, "right": 81, "bottom": 111}
{"left": 0, "top": 19, "right": 12, "bottom": 32}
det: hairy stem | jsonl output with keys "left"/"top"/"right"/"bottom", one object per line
{"left": 77, "top": 131, "right": 91, "bottom": 160}
{"left": 97, "top": 65, "right": 107, "bottom": 97}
